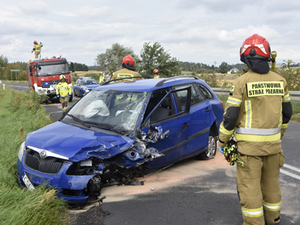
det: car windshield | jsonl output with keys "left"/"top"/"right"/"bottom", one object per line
{"left": 83, "top": 80, "right": 98, "bottom": 85}
{"left": 37, "top": 63, "right": 69, "bottom": 76}
{"left": 63, "top": 90, "right": 147, "bottom": 132}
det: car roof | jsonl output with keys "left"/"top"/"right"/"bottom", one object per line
{"left": 96, "top": 75, "right": 210, "bottom": 92}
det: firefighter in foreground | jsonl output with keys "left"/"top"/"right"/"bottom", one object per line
{"left": 218, "top": 34, "right": 293, "bottom": 225}
{"left": 153, "top": 69, "right": 160, "bottom": 78}
{"left": 31, "top": 41, "right": 43, "bottom": 59}
{"left": 56, "top": 75, "right": 72, "bottom": 112}
{"left": 111, "top": 55, "right": 142, "bottom": 82}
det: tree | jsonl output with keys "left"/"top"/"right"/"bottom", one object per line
{"left": 218, "top": 62, "right": 230, "bottom": 73}
{"left": 95, "top": 43, "right": 138, "bottom": 74}
{"left": 0, "top": 55, "right": 8, "bottom": 80}
{"left": 139, "top": 42, "right": 180, "bottom": 77}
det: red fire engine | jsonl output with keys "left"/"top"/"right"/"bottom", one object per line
{"left": 27, "top": 56, "right": 74, "bottom": 101}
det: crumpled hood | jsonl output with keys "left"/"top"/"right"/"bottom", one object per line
{"left": 25, "top": 122, "right": 134, "bottom": 162}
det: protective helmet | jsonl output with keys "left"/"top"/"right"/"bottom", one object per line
{"left": 33, "top": 40, "right": 38, "bottom": 44}
{"left": 240, "top": 34, "right": 271, "bottom": 59}
{"left": 122, "top": 55, "right": 135, "bottom": 66}
{"left": 153, "top": 69, "right": 159, "bottom": 74}
{"left": 60, "top": 74, "right": 66, "bottom": 80}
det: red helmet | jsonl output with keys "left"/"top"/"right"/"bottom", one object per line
{"left": 240, "top": 34, "right": 271, "bottom": 59}
{"left": 33, "top": 40, "right": 38, "bottom": 44}
{"left": 153, "top": 69, "right": 159, "bottom": 74}
{"left": 122, "top": 55, "right": 135, "bottom": 66}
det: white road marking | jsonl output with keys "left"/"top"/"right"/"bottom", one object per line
{"left": 280, "top": 164, "right": 300, "bottom": 181}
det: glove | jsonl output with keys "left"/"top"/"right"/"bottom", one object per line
{"left": 57, "top": 95, "right": 60, "bottom": 98}
{"left": 68, "top": 95, "right": 71, "bottom": 98}
{"left": 219, "top": 146, "right": 224, "bottom": 154}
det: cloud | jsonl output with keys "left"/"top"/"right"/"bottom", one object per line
{"left": 18, "top": 0, "right": 49, "bottom": 15}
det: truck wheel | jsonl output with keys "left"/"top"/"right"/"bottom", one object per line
{"left": 69, "top": 93, "right": 73, "bottom": 102}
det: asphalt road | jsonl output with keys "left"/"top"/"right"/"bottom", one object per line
{"left": 5, "top": 82, "right": 300, "bottom": 225}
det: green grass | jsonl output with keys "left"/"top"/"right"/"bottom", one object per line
{"left": 0, "top": 88, "right": 69, "bottom": 225}
{"left": 217, "top": 95, "right": 300, "bottom": 123}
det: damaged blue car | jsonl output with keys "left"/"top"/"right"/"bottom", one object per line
{"left": 17, "top": 75, "right": 224, "bottom": 203}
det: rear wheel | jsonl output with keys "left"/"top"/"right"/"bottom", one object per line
{"left": 197, "top": 135, "right": 217, "bottom": 160}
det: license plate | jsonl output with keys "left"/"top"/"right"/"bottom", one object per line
{"left": 22, "top": 173, "right": 35, "bottom": 190}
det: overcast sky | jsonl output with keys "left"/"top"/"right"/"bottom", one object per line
{"left": 1, "top": 0, "right": 300, "bottom": 67}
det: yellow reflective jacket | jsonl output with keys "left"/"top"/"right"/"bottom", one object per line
{"left": 56, "top": 81, "right": 72, "bottom": 97}
{"left": 219, "top": 69, "right": 292, "bottom": 156}
{"left": 111, "top": 68, "right": 142, "bottom": 82}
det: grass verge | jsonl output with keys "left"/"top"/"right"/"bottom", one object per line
{"left": 0, "top": 88, "right": 69, "bottom": 225}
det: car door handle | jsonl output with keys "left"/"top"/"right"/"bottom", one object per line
{"left": 182, "top": 123, "right": 189, "bottom": 128}
{"left": 205, "top": 108, "right": 211, "bottom": 113}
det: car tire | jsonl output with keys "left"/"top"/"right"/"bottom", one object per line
{"left": 197, "top": 135, "right": 217, "bottom": 160}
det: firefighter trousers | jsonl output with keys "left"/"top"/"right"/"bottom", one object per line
{"left": 236, "top": 152, "right": 285, "bottom": 225}
{"left": 59, "top": 96, "right": 69, "bottom": 112}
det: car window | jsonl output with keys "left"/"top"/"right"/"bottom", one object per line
{"left": 144, "top": 89, "right": 173, "bottom": 123}
{"left": 195, "top": 84, "right": 214, "bottom": 100}
{"left": 76, "top": 80, "right": 80, "bottom": 85}
{"left": 174, "top": 84, "right": 203, "bottom": 107}
{"left": 83, "top": 80, "right": 97, "bottom": 85}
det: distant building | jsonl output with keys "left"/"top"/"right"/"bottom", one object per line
{"left": 227, "top": 68, "right": 239, "bottom": 74}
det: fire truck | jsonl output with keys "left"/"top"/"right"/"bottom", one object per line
{"left": 27, "top": 56, "right": 74, "bottom": 101}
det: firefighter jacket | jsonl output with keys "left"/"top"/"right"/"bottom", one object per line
{"left": 99, "top": 75, "right": 105, "bottom": 83}
{"left": 56, "top": 81, "right": 72, "bottom": 97}
{"left": 111, "top": 68, "right": 142, "bottom": 82}
{"left": 219, "top": 69, "right": 292, "bottom": 156}
{"left": 32, "top": 43, "right": 43, "bottom": 53}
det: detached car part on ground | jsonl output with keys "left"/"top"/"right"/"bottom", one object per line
{"left": 17, "top": 76, "right": 224, "bottom": 203}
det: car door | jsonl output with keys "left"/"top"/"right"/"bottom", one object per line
{"left": 173, "top": 83, "right": 213, "bottom": 157}
{"left": 141, "top": 87, "right": 191, "bottom": 170}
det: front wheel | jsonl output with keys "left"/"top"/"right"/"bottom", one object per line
{"left": 69, "top": 93, "right": 73, "bottom": 102}
{"left": 197, "top": 135, "right": 217, "bottom": 160}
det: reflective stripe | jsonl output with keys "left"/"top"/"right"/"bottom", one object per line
{"left": 219, "top": 125, "right": 234, "bottom": 136}
{"left": 241, "top": 206, "right": 264, "bottom": 218}
{"left": 281, "top": 123, "right": 288, "bottom": 129}
{"left": 235, "top": 127, "right": 281, "bottom": 135}
{"left": 245, "top": 100, "right": 252, "bottom": 128}
{"left": 263, "top": 201, "right": 281, "bottom": 212}
{"left": 283, "top": 94, "right": 290, "bottom": 102}
{"left": 235, "top": 133, "right": 281, "bottom": 142}
{"left": 227, "top": 97, "right": 242, "bottom": 106}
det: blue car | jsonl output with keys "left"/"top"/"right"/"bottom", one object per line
{"left": 73, "top": 77, "right": 100, "bottom": 97}
{"left": 17, "top": 76, "right": 224, "bottom": 203}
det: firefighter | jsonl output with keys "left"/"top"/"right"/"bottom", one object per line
{"left": 56, "top": 75, "right": 72, "bottom": 112}
{"left": 218, "top": 34, "right": 293, "bottom": 225}
{"left": 153, "top": 69, "right": 160, "bottom": 78}
{"left": 31, "top": 41, "right": 43, "bottom": 59}
{"left": 99, "top": 72, "right": 105, "bottom": 84}
{"left": 111, "top": 55, "right": 142, "bottom": 82}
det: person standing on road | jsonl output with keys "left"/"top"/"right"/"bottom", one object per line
{"left": 99, "top": 72, "right": 105, "bottom": 84}
{"left": 56, "top": 75, "right": 72, "bottom": 112}
{"left": 105, "top": 72, "right": 111, "bottom": 82}
{"left": 111, "top": 55, "right": 142, "bottom": 82}
{"left": 218, "top": 34, "right": 293, "bottom": 225}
